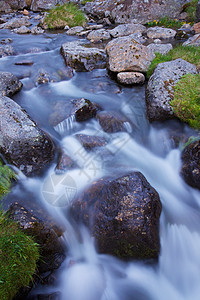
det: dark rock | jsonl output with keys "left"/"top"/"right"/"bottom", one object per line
{"left": 15, "top": 60, "right": 34, "bottom": 66}
{"left": 0, "top": 72, "right": 22, "bottom": 96}
{"left": 0, "top": 96, "right": 55, "bottom": 176}
{"left": 8, "top": 203, "right": 66, "bottom": 273}
{"left": 97, "top": 111, "right": 128, "bottom": 133}
{"left": 146, "top": 59, "right": 197, "bottom": 122}
{"left": 74, "top": 98, "right": 98, "bottom": 122}
{"left": 181, "top": 139, "right": 200, "bottom": 190}
{"left": 71, "top": 172, "right": 162, "bottom": 259}
{"left": 75, "top": 134, "right": 107, "bottom": 150}
{"left": 56, "top": 152, "right": 77, "bottom": 172}
{"left": 30, "top": 292, "right": 61, "bottom": 300}
{"left": 195, "top": 0, "right": 200, "bottom": 22}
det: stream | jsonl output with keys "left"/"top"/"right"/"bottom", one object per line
{"left": 1, "top": 18, "right": 200, "bottom": 300}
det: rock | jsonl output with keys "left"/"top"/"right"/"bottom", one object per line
{"left": 97, "top": 111, "right": 128, "bottom": 133}
{"left": 75, "top": 134, "right": 107, "bottom": 150}
{"left": 73, "top": 98, "right": 99, "bottom": 122}
{"left": 15, "top": 60, "right": 34, "bottom": 66}
{"left": 13, "top": 25, "right": 31, "bottom": 34}
{"left": 181, "top": 139, "right": 200, "bottom": 190}
{"left": 84, "top": 0, "right": 183, "bottom": 24}
{"left": 0, "top": 44, "right": 15, "bottom": 57}
{"left": 108, "top": 23, "right": 146, "bottom": 38}
{"left": 154, "top": 39, "right": 162, "bottom": 44}
{"left": 192, "top": 22, "right": 200, "bottom": 34}
{"left": 195, "top": 0, "right": 200, "bottom": 22}
{"left": 86, "top": 24, "right": 103, "bottom": 30}
{"left": 0, "top": 96, "right": 55, "bottom": 176}
{"left": 0, "top": 72, "right": 22, "bottom": 96}
{"left": 71, "top": 172, "right": 162, "bottom": 259}
{"left": 0, "top": 17, "right": 31, "bottom": 29}
{"left": 0, "top": 38, "right": 13, "bottom": 44}
{"left": 60, "top": 41, "right": 107, "bottom": 71}
{"left": 31, "top": 25, "right": 44, "bottom": 34}
{"left": 30, "top": 292, "right": 61, "bottom": 300}
{"left": 87, "top": 29, "right": 111, "bottom": 43}
{"left": 106, "top": 36, "right": 155, "bottom": 73}
{"left": 146, "top": 26, "right": 177, "bottom": 39}
{"left": 56, "top": 152, "right": 77, "bottom": 172}
{"left": 22, "top": 9, "right": 29, "bottom": 16}
{"left": 146, "top": 59, "right": 197, "bottom": 122}
{"left": 129, "top": 32, "right": 147, "bottom": 44}
{"left": 66, "top": 26, "right": 84, "bottom": 35}
{"left": 117, "top": 72, "right": 145, "bottom": 85}
{"left": 0, "top": 1, "right": 12, "bottom": 13}
{"left": 31, "top": 0, "right": 67, "bottom": 11}
{"left": 147, "top": 43, "right": 173, "bottom": 55}
{"left": 8, "top": 203, "right": 66, "bottom": 273}
{"left": 183, "top": 33, "right": 200, "bottom": 46}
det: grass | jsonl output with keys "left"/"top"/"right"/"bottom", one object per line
{"left": 45, "top": 3, "right": 87, "bottom": 29}
{"left": 170, "top": 74, "right": 200, "bottom": 130}
{"left": 0, "top": 210, "right": 39, "bottom": 300}
{"left": 183, "top": 0, "right": 199, "bottom": 22}
{"left": 147, "top": 45, "right": 200, "bottom": 78}
{"left": 81, "top": 0, "right": 94, "bottom": 5}
{"left": 0, "top": 159, "right": 16, "bottom": 199}
{"left": 146, "top": 16, "right": 187, "bottom": 29}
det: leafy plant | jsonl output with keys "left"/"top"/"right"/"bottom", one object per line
{"left": 45, "top": 3, "right": 86, "bottom": 29}
{"left": 146, "top": 17, "right": 187, "bottom": 29}
{"left": 171, "top": 74, "right": 200, "bottom": 130}
{"left": 147, "top": 45, "right": 200, "bottom": 78}
{"left": 0, "top": 160, "right": 16, "bottom": 199}
{"left": 0, "top": 210, "right": 39, "bottom": 300}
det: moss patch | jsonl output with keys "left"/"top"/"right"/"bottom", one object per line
{"left": 171, "top": 74, "right": 200, "bottom": 130}
{"left": 0, "top": 210, "right": 39, "bottom": 300}
{"left": 45, "top": 3, "right": 86, "bottom": 29}
{"left": 0, "top": 160, "right": 16, "bottom": 199}
{"left": 183, "top": 0, "right": 199, "bottom": 22}
{"left": 147, "top": 45, "right": 200, "bottom": 78}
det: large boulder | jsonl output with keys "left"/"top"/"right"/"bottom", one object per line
{"left": 60, "top": 41, "right": 107, "bottom": 72}
{"left": 0, "top": 0, "right": 29, "bottom": 12}
{"left": 106, "top": 36, "right": 155, "bottom": 73}
{"left": 8, "top": 202, "right": 66, "bottom": 273}
{"left": 146, "top": 27, "right": 177, "bottom": 39}
{"left": 0, "top": 17, "right": 31, "bottom": 29}
{"left": 84, "top": 0, "right": 183, "bottom": 24}
{"left": 31, "top": 0, "right": 67, "bottom": 11}
{"left": 108, "top": 23, "right": 146, "bottom": 38}
{"left": 146, "top": 59, "right": 197, "bottom": 122}
{"left": 181, "top": 139, "right": 200, "bottom": 190}
{"left": 0, "top": 72, "right": 23, "bottom": 96}
{"left": 0, "top": 96, "right": 55, "bottom": 176}
{"left": 147, "top": 43, "right": 173, "bottom": 55}
{"left": 71, "top": 172, "right": 162, "bottom": 259}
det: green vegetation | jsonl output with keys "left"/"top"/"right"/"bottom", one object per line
{"left": 147, "top": 45, "right": 200, "bottom": 78}
{"left": 183, "top": 0, "right": 199, "bottom": 22}
{"left": 146, "top": 17, "right": 187, "bottom": 29}
{"left": 81, "top": 0, "right": 94, "bottom": 5}
{"left": 181, "top": 135, "right": 200, "bottom": 150}
{"left": 0, "top": 160, "right": 16, "bottom": 199}
{"left": 171, "top": 74, "right": 200, "bottom": 130}
{"left": 0, "top": 210, "right": 39, "bottom": 300}
{"left": 45, "top": 3, "right": 87, "bottom": 29}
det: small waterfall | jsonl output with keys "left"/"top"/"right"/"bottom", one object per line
{"left": 123, "top": 121, "right": 132, "bottom": 133}
{"left": 54, "top": 115, "right": 76, "bottom": 135}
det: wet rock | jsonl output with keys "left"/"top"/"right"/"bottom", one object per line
{"left": 8, "top": 203, "right": 66, "bottom": 273}
{"left": 117, "top": 72, "right": 145, "bottom": 85}
{"left": 183, "top": 33, "right": 200, "bottom": 46}
{"left": 0, "top": 17, "right": 31, "bottom": 29}
{"left": 0, "top": 96, "right": 55, "bottom": 176}
{"left": 75, "top": 134, "right": 107, "bottom": 150}
{"left": 84, "top": 0, "right": 183, "bottom": 24}
{"left": 60, "top": 40, "right": 107, "bottom": 71}
{"left": 181, "top": 139, "right": 200, "bottom": 190}
{"left": 147, "top": 43, "right": 173, "bottom": 55}
{"left": 15, "top": 60, "right": 34, "bottom": 66}
{"left": 71, "top": 172, "right": 162, "bottom": 259}
{"left": 30, "top": 292, "right": 61, "bottom": 300}
{"left": 0, "top": 38, "right": 13, "bottom": 44}
{"left": 108, "top": 23, "right": 146, "bottom": 38}
{"left": 146, "top": 59, "right": 197, "bottom": 122}
{"left": 106, "top": 37, "right": 155, "bottom": 73}
{"left": 146, "top": 27, "right": 177, "bottom": 39}
{"left": 13, "top": 25, "right": 31, "bottom": 34}
{"left": 87, "top": 29, "right": 111, "bottom": 43}
{"left": 0, "top": 72, "right": 22, "bottom": 96}
{"left": 97, "top": 111, "right": 128, "bottom": 133}
{"left": 0, "top": 44, "right": 15, "bottom": 57}
{"left": 66, "top": 26, "right": 84, "bottom": 35}
{"left": 73, "top": 98, "right": 99, "bottom": 122}
{"left": 56, "top": 152, "right": 77, "bottom": 172}
{"left": 31, "top": 25, "right": 44, "bottom": 34}
{"left": 192, "top": 22, "right": 200, "bottom": 34}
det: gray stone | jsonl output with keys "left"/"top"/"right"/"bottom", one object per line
{"left": 147, "top": 43, "right": 173, "bottom": 55}
{"left": 117, "top": 72, "right": 145, "bottom": 85}
{"left": 183, "top": 34, "right": 200, "bottom": 46}
{"left": 0, "top": 17, "right": 31, "bottom": 29}
{"left": 106, "top": 36, "right": 155, "bottom": 73}
{"left": 31, "top": 0, "right": 63, "bottom": 11}
{"left": 87, "top": 29, "right": 110, "bottom": 43}
{"left": 0, "top": 96, "right": 55, "bottom": 175}
{"left": 31, "top": 25, "right": 44, "bottom": 34}
{"left": 0, "top": 44, "right": 15, "bottom": 57}
{"left": 13, "top": 25, "right": 31, "bottom": 34}
{"left": 146, "top": 26, "right": 177, "bottom": 39}
{"left": 0, "top": 72, "right": 22, "bottom": 96}
{"left": 146, "top": 59, "right": 197, "bottom": 122}
{"left": 108, "top": 23, "right": 146, "bottom": 38}
{"left": 60, "top": 41, "right": 107, "bottom": 71}
{"left": 66, "top": 26, "right": 84, "bottom": 35}
{"left": 129, "top": 32, "right": 147, "bottom": 44}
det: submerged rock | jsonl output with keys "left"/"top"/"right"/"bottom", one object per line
{"left": 0, "top": 96, "right": 55, "bottom": 176}
{"left": 75, "top": 134, "right": 107, "bottom": 150}
{"left": 8, "top": 203, "right": 66, "bottom": 273}
{"left": 146, "top": 59, "right": 197, "bottom": 122}
{"left": 71, "top": 172, "right": 162, "bottom": 259}
{"left": 97, "top": 111, "right": 129, "bottom": 133}
{"left": 181, "top": 139, "right": 200, "bottom": 190}
{"left": 0, "top": 72, "right": 23, "bottom": 96}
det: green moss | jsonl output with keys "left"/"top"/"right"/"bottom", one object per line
{"left": 0, "top": 160, "right": 16, "bottom": 199}
{"left": 45, "top": 3, "right": 87, "bottom": 29}
{"left": 0, "top": 210, "right": 39, "bottom": 300}
{"left": 170, "top": 74, "right": 200, "bottom": 130}
{"left": 81, "top": 0, "right": 94, "bottom": 5}
{"left": 183, "top": 0, "right": 199, "bottom": 22}
{"left": 147, "top": 45, "right": 200, "bottom": 78}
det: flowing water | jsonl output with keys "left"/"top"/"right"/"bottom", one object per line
{"left": 1, "top": 20, "right": 200, "bottom": 300}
